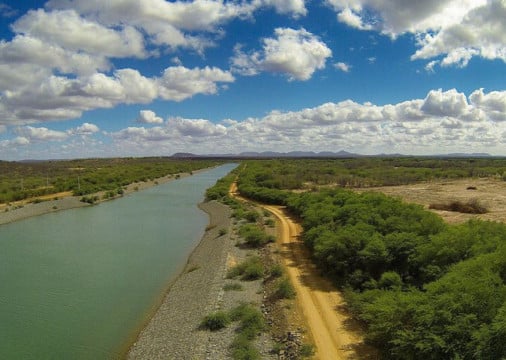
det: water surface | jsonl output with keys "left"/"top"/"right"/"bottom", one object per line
{"left": 0, "top": 163, "right": 236, "bottom": 359}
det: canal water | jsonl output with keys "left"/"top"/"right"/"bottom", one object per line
{"left": 0, "top": 164, "right": 236, "bottom": 359}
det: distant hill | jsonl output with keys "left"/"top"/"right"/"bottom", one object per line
{"left": 169, "top": 151, "right": 494, "bottom": 159}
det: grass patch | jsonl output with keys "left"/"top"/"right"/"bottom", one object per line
{"left": 224, "top": 282, "right": 244, "bottom": 291}
{"left": 269, "top": 263, "right": 283, "bottom": 278}
{"left": 230, "top": 303, "right": 265, "bottom": 360}
{"left": 200, "top": 311, "right": 230, "bottom": 331}
{"left": 238, "top": 224, "right": 274, "bottom": 248}
{"left": 275, "top": 277, "right": 296, "bottom": 299}
{"left": 429, "top": 198, "right": 488, "bottom": 214}
{"left": 218, "top": 228, "right": 228, "bottom": 236}
{"left": 227, "top": 256, "right": 264, "bottom": 281}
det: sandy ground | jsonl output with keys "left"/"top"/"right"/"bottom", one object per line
{"left": 360, "top": 177, "right": 506, "bottom": 224}
{"left": 264, "top": 205, "right": 373, "bottom": 360}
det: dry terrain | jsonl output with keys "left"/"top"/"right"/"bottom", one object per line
{"left": 360, "top": 177, "right": 506, "bottom": 224}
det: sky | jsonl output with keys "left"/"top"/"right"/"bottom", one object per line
{"left": 0, "top": 0, "right": 505, "bottom": 160}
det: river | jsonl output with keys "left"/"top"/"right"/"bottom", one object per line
{"left": 0, "top": 163, "right": 236, "bottom": 359}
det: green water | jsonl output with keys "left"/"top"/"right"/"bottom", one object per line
{"left": 0, "top": 164, "right": 236, "bottom": 359}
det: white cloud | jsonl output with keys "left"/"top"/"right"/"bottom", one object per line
{"left": 46, "top": 0, "right": 257, "bottom": 51}
{"left": 327, "top": 0, "right": 506, "bottom": 67}
{"left": 158, "top": 66, "right": 235, "bottom": 101}
{"left": 337, "top": 7, "right": 372, "bottom": 30}
{"left": 420, "top": 88, "right": 470, "bottom": 117}
{"left": 137, "top": 110, "right": 164, "bottom": 124}
{"left": 15, "top": 126, "right": 69, "bottom": 142}
{"left": 170, "top": 117, "right": 227, "bottom": 137}
{"left": 231, "top": 28, "right": 332, "bottom": 81}
{"left": 13, "top": 9, "right": 147, "bottom": 58}
{"left": 327, "top": 0, "right": 485, "bottom": 36}
{"left": 334, "top": 62, "right": 351, "bottom": 72}
{"left": 107, "top": 88, "right": 506, "bottom": 156}
{"left": 71, "top": 122, "right": 100, "bottom": 135}
{"left": 0, "top": 35, "right": 110, "bottom": 76}
{"left": 412, "top": 0, "right": 506, "bottom": 66}
{"left": 0, "top": 66, "right": 234, "bottom": 126}
{"left": 260, "top": 0, "right": 307, "bottom": 17}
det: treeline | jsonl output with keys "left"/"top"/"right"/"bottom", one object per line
{"left": 0, "top": 158, "right": 222, "bottom": 203}
{"left": 230, "top": 159, "right": 506, "bottom": 359}
{"left": 235, "top": 158, "right": 506, "bottom": 194}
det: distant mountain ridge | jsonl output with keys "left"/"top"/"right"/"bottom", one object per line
{"left": 170, "top": 151, "right": 494, "bottom": 158}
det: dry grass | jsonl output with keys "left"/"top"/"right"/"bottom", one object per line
{"left": 429, "top": 199, "right": 488, "bottom": 214}
{"left": 356, "top": 177, "right": 506, "bottom": 224}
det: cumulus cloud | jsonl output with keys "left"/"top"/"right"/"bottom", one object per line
{"left": 8, "top": 88, "right": 503, "bottom": 158}
{"left": 71, "top": 122, "right": 100, "bottom": 135}
{"left": 334, "top": 62, "right": 351, "bottom": 72}
{"left": 107, "top": 88, "right": 506, "bottom": 156}
{"left": 137, "top": 110, "right": 164, "bottom": 124}
{"left": 412, "top": 0, "right": 506, "bottom": 66}
{"left": 327, "top": 0, "right": 506, "bottom": 67}
{"left": 45, "top": 0, "right": 260, "bottom": 51}
{"left": 15, "top": 126, "right": 69, "bottom": 142}
{"left": 0, "top": 66, "right": 234, "bottom": 125}
{"left": 260, "top": 0, "right": 307, "bottom": 17}
{"left": 231, "top": 28, "right": 332, "bottom": 81}
{"left": 13, "top": 9, "right": 147, "bottom": 58}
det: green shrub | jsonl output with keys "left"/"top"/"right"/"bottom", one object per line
{"left": 226, "top": 257, "right": 265, "bottom": 280}
{"left": 275, "top": 278, "right": 295, "bottom": 299}
{"left": 244, "top": 211, "right": 260, "bottom": 223}
{"left": 218, "top": 228, "right": 228, "bottom": 236}
{"left": 231, "top": 334, "right": 260, "bottom": 360}
{"left": 239, "top": 224, "right": 272, "bottom": 248}
{"left": 200, "top": 311, "right": 230, "bottom": 331}
{"left": 270, "top": 263, "right": 283, "bottom": 278}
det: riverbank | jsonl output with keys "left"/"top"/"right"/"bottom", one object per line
{"left": 0, "top": 170, "right": 204, "bottom": 226}
{"left": 126, "top": 200, "right": 235, "bottom": 359}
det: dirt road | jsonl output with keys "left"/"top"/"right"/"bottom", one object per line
{"left": 229, "top": 183, "right": 368, "bottom": 359}
{"left": 264, "top": 204, "right": 367, "bottom": 359}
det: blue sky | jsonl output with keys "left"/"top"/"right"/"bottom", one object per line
{"left": 0, "top": 0, "right": 505, "bottom": 160}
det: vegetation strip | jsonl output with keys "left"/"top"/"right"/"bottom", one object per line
{"left": 234, "top": 159, "right": 506, "bottom": 359}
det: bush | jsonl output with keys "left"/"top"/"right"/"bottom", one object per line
{"left": 218, "top": 228, "right": 228, "bottom": 236}
{"left": 230, "top": 303, "right": 265, "bottom": 338}
{"left": 239, "top": 224, "right": 273, "bottom": 248}
{"left": 227, "top": 256, "right": 264, "bottom": 280}
{"left": 275, "top": 278, "right": 296, "bottom": 299}
{"left": 231, "top": 334, "right": 260, "bottom": 360}
{"left": 200, "top": 311, "right": 230, "bottom": 331}
{"left": 270, "top": 263, "right": 283, "bottom": 278}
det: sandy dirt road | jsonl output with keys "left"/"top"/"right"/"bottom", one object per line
{"left": 229, "top": 183, "right": 369, "bottom": 359}
{"left": 264, "top": 204, "right": 367, "bottom": 360}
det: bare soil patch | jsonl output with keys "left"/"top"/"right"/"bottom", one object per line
{"left": 360, "top": 177, "right": 506, "bottom": 224}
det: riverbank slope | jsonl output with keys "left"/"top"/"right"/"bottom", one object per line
{"left": 126, "top": 200, "right": 234, "bottom": 359}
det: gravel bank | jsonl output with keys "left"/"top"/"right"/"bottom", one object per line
{"left": 126, "top": 200, "right": 235, "bottom": 360}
